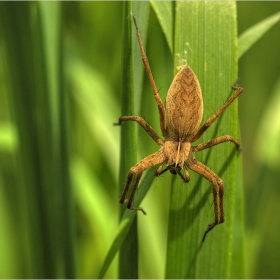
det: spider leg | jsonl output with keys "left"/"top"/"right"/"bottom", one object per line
{"left": 192, "top": 135, "right": 240, "bottom": 153}
{"left": 114, "top": 116, "right": 164, "bottom": 145}
{"left": 132, "top": 15, "right": 167, "bottom": 138}
{"left": 187, "top": 157, "right": 224, "bottom": 242}
{"left": 124, "top": 170, "right": 146, "bottom": 213}
{"left": 120, "top": 148, "right": 166, "bottom": 214}
{"left": 191, "top": 85, "right": 243, "bottom": 142}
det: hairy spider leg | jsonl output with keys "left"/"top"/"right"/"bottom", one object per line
{"left": 187, "top": 157, "right": 224, "bottom": 242}
{"left": 119, "top": 148, "right": 166, "bottom": 214}
{"left": 191, "top": 85, "right": 243, "bottom": 142}
{"left": 192, "top": 135, "right": 240, "bottom": 153}
{"left": 132, "top": 15, "right": 167, "bottom": 138}
{"left": 122, "top": 170, "right": 145, "bottom": 214}
{"left": 114, "top": 116, "right": 164, "bottom": 146}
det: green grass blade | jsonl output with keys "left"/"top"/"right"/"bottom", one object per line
{"left": 231, "top": 154, "right": 246, "bottom": 278}
{"left": 118, "top": 3, "right": 138, "bottom": 278}
{"left": 0, "top": 122, "right": 17, "bottom": 152}
{"left": 0, "top": 2, "right": 76, "bottom": 278}
{"left": 165, "top": 2, "right": 245, "bottom": 278}
{"left": 238, "top": 11, "right": 280, "bottom": 58}
{"left": 255, "top": 75, "right": 280, "bottom": 166}
{"left": 118, "top": 2, "right": 149, "bottom": 278}
{"left": 98, "top": 167, "right": 156, "bottom": 279}
{"left": 247, "top": 74, "right": 280, "bottom": 277}
{"left": 131, "top": 2, "right": 150, "bottom": 115}
{"left": 38, "top": 3, "right": 77, "bottom": 277}
{"left": 150, "top": 1, "right": 174, "bottom": 52}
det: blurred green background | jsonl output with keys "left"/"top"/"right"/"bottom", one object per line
{"left": 0, "top": 1, "right": 279, "bottom": 278}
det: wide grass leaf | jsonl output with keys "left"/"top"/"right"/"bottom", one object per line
{"left": 164, "top": 2, "right": 245, "bottom": 278}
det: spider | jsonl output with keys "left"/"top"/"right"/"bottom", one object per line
{"left": 115, "top": 15, "right": 243, "bottom": 241}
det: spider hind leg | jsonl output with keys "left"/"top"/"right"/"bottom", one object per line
{"left": 187, "top": 156, "right": 224, "bottom": 242}
{"left": 120, "top": 169, "right": 146, "bottom": 215}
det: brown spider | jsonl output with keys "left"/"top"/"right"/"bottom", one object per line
{"left": 115, "top": 15, "right": 243, "bottom": 241}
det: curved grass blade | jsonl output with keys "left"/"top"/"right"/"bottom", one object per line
{"left": 150, "top": 1, "right": 174, "bottom": 52}
{"left": 238, "top": 11, "right": 280, "bottom": 58}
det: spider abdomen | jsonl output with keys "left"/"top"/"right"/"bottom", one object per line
{"left": 165, "top": 65, "right": 203, "bottom": 141}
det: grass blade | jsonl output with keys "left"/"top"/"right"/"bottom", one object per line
{"left": 238, "top": 11, "right": 280, "bottom": 58}
{"left": 0, "top": 2, "right": 76, "bottom": 277}
{"left": 150, "top": 1, "right": 174, "bottom": 52}
{"left": 165, "top": 2, "right": 245, "bottom": 278}
{"left": 118, "top": 2, "right": 149, "bottom": 278}
{"left": 117, "top": 2, "right": 138, "bottom": 278}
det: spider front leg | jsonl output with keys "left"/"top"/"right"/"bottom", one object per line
{"left": 191, "top": 85, "right": 243, "bottom": 142}
{"left": 120, "top": 148, "right": 166, "bottom": 214}
{"left": 187, "top": 156, "right": 224, "bottom": 242}
{"left": 114, "top": 116, "right": 164, "bottom": 146}
{"left": 132, "top": 15, "right": 167, "bottom": 138}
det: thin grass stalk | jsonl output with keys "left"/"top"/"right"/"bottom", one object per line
{"left": 118, "top": 1, "right": 138, "bottom": 278}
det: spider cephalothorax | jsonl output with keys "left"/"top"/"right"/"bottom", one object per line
{"left": 115, "top": 15, "right": 243, "bottom": 241}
